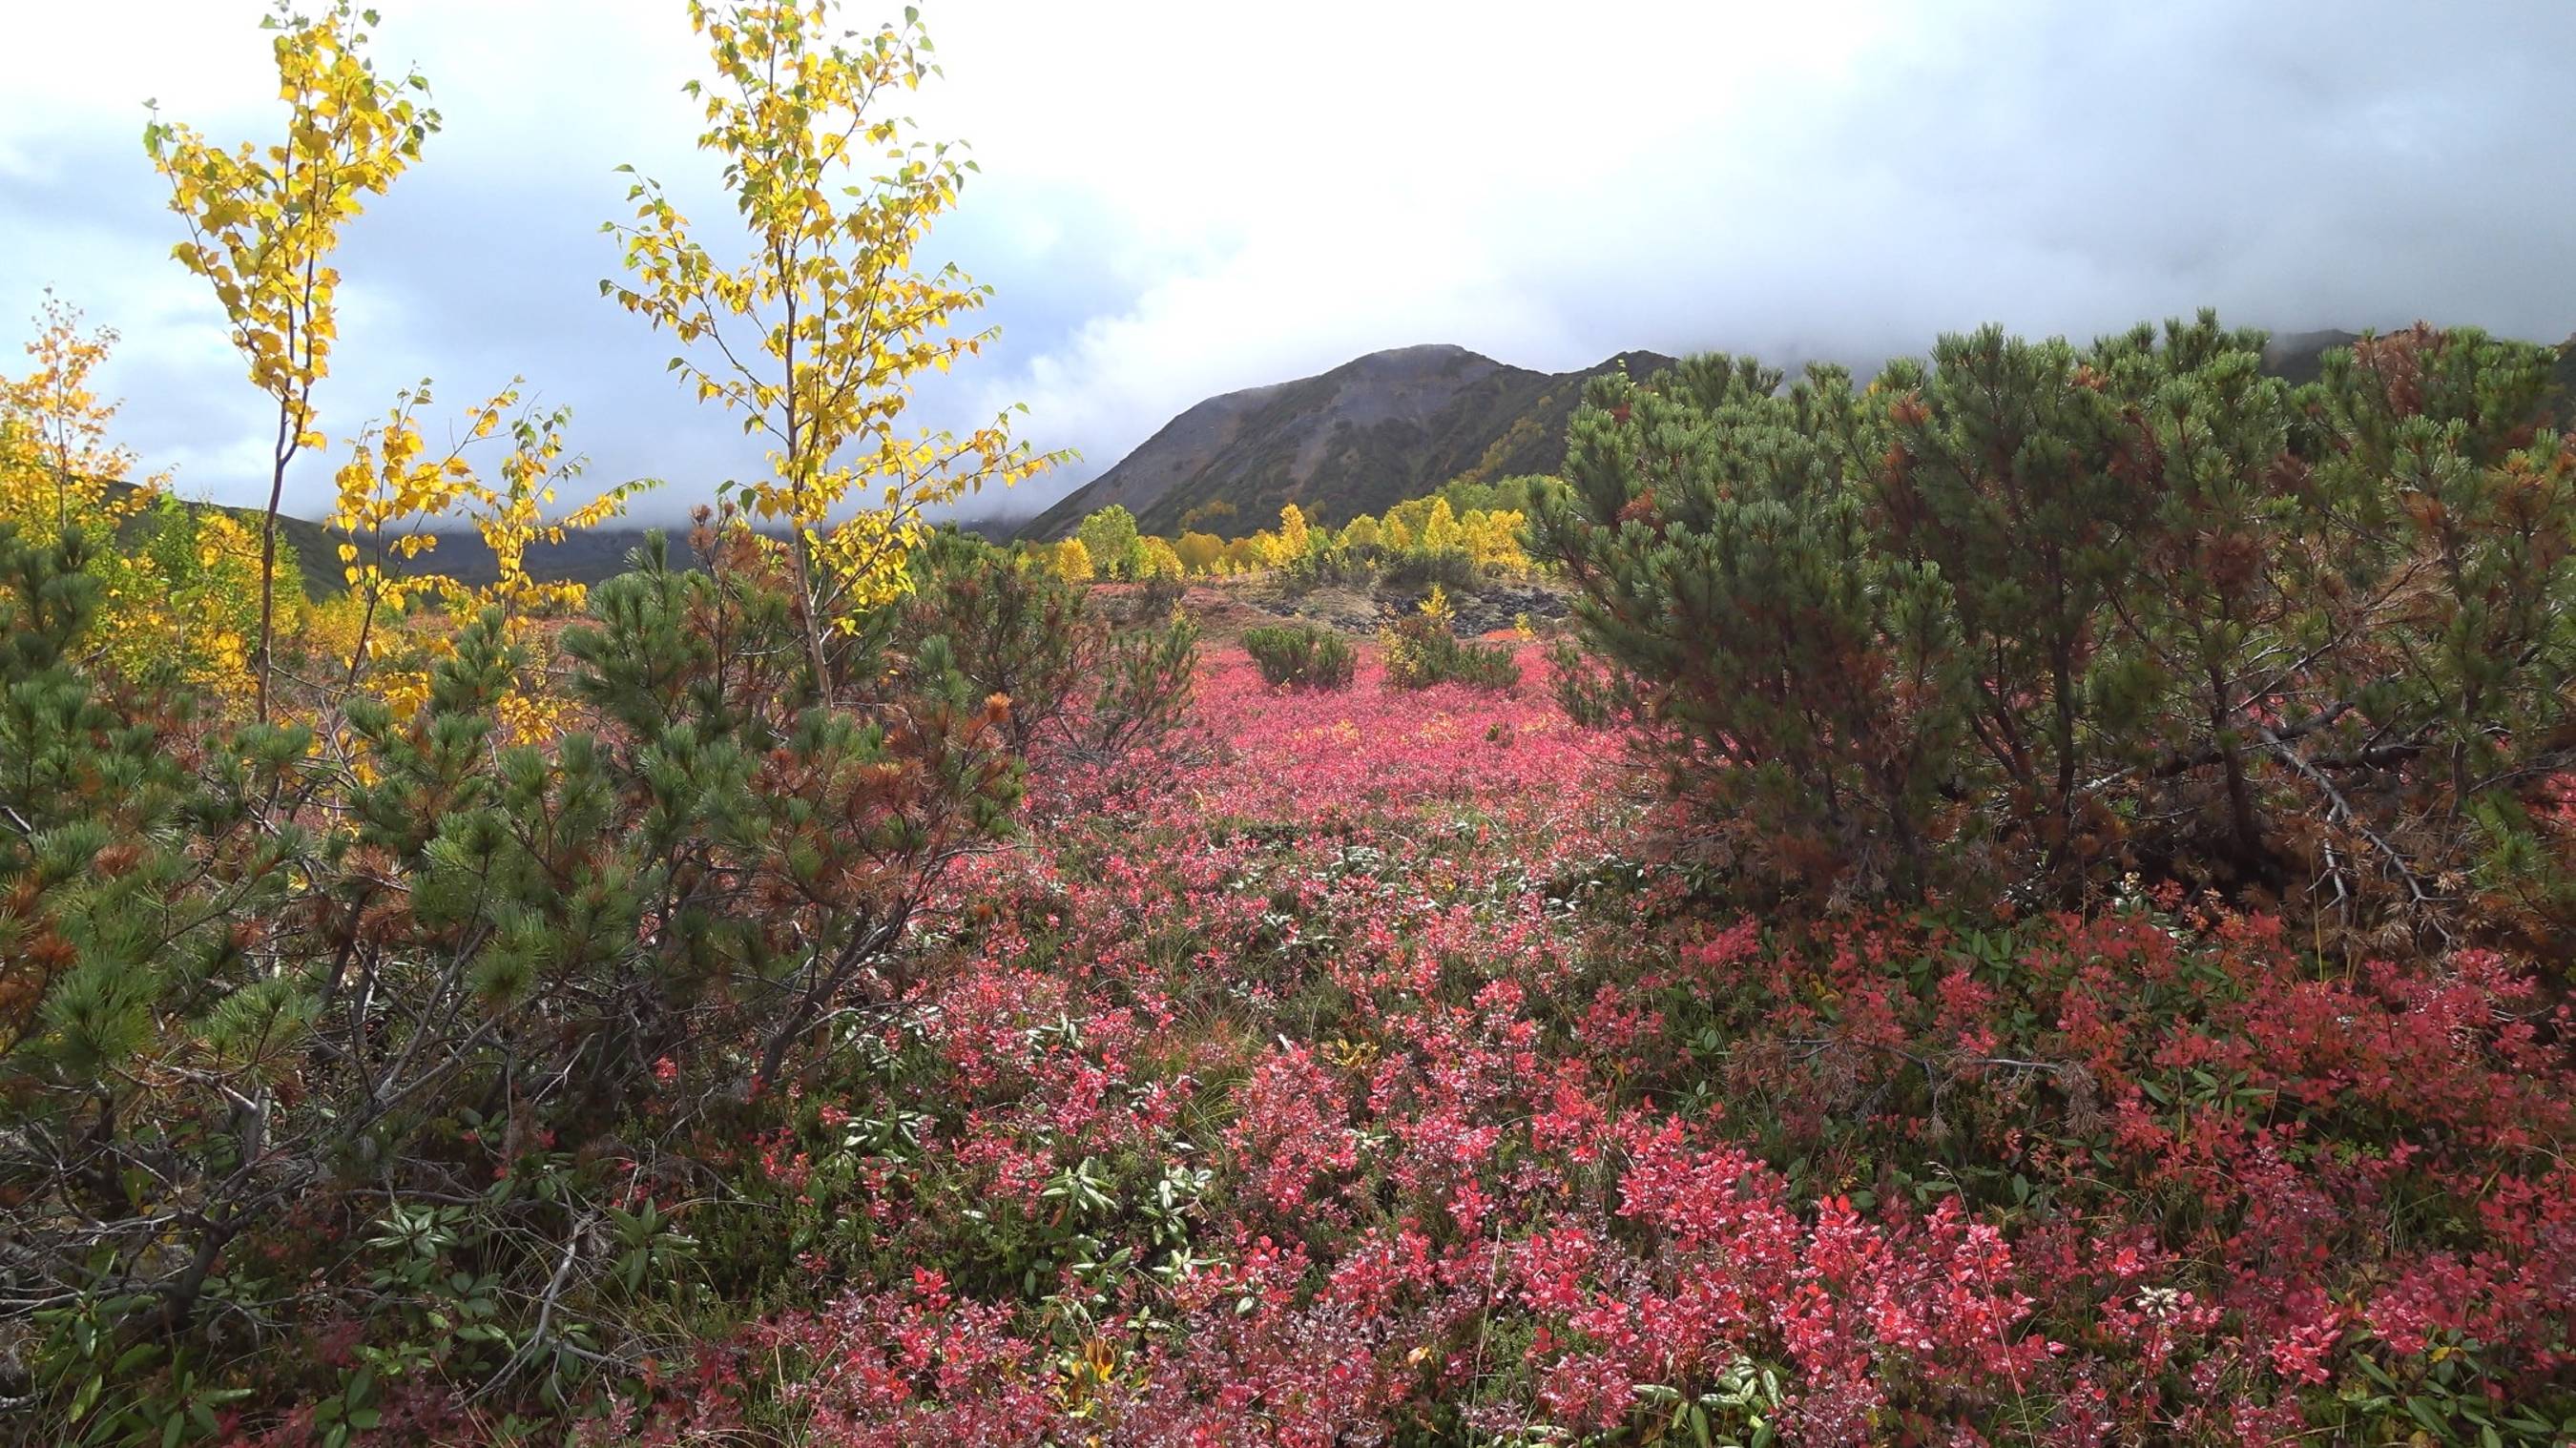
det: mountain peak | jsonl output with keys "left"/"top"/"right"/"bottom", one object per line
{"left": 1339, "top": 341, "right": 1482, "bottom": 367}
{"left": 1021, "top": 344, "right": 1672, "bottom": 540}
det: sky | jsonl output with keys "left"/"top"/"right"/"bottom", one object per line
{"left": 3, "top": 0, "right": 2572, "bottom": 524}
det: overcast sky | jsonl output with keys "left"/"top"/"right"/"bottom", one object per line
{"left": 4, "top": 0, "right": 2572, "bottom": 524}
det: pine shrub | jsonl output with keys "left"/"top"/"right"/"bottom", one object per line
{"left": 0, "top": 522, "right": 1036, "bottom": 1431}
{"left": 891, "top": 527, "right": 1198, "bottom": 764}
{"left": 1534, "top": 317, "right": 2575, "bottom": 934}
{"left": 1243, "top": 623, "right": 1357, "bottom": 689}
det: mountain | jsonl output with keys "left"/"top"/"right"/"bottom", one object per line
{"left": 114, "top": 484, "right": 667, "bottom": 598}
{"left": 391, "top": 527, "right": 673, "bottom": 592}
{"left": 405, "top": 511, "right": 1022, "bottom": 591}
{"left": 2260, "top": 329, "right": 2363, "bottom": 385}
{"left": 2265, "top": 326, "right": 2576, "bottom": 424}
{"left": 1017, "top": 343, "right": 1676, "bottom": 541}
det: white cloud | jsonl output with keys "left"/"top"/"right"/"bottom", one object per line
{"left": 3, "top": 0, "right": 2571, "bottom": 521}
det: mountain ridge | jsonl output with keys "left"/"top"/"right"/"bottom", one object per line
{"left": 1016, "top": 343, "right": 1677, "bottom": 541}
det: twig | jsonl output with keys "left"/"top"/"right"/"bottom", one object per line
{"left": 2251, "top": 720, "right": 2451, "bottom": 941}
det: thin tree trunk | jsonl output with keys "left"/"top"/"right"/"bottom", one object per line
{"left": 776, "top": 234, "right": 833, "bottom": 696}
{"left": 2209, "top": 661, "right": 2261, "bottom": 865}
{"left": 2048, "top": 631, "right": 2079, "bottom": 879}
{"left": 792, "top": 526, "right": 831, "bottom": 694}
{"left": 254, "top": 401, "right": 295, "bottom": 723}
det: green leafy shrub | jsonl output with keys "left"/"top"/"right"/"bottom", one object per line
{"left": 1073, "top": 504, "right": 1145, "bottom": 581}
{"left": 1242, "top": 623, "right": 1356, "bottom": 690}
{"left": 1374, "top": 543, "right": 1481, "bottom": 593}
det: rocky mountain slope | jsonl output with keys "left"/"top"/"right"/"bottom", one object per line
{"left": 1017, "top": 343, "right": 1675, "bottom": 540}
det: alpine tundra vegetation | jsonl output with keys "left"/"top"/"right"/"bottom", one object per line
{"left": 0, "top": 2, "right": 2572, "bottom": 1445}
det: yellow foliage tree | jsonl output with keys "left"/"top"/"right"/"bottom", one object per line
{"left": 123, "top": 501, "right": 270, "bottom": 700}
{"left": 1459, "top": 507, "right": 1527, "bottom": 570}
{"left": 0, "top": 298, "right": 270, "bottom": 695}
{"left": 327, "top": 383, "right": 477, "bottom": 639}
{"left": 1250, "top": 504, "right": 1311, "bottom": 570}
{"left": 1053, "top": 535, "right": 1094, "bottom": 583}
{"left": 0, "top": 293, "right": 157, "bottom": 536}
{"left": 1337, "top": 513, "right": 1381, "bottom": 551}
{"left": 328, "top": 383, "right": 645, "bottom": 731}
{"left": 1137, "top": 534, "right": 1183, "bottom": 580}
{"left": 604, "top": 0, "right": 1059, "bottom": 687}
{"left": 1174, "top": 530, "right": 1225, "bottom": 575}
{"left": 1419, "top": 496, "right": 1464, "bottom": 555}
{"left": 145, "top": 0, "right": 441, "bottom": 719}
{"left": 1420, "top": 583, "right": 1455, "bottom": 628}
{"left": 1381, "top": 498, "right": 1424, "bottom": 550}
{"left": 452, "top": 401, "right": 648, "bottom": 623}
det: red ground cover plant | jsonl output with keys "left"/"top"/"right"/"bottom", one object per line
{"left": 592, "top": 642, "right": 2576, "bottom": 1446}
